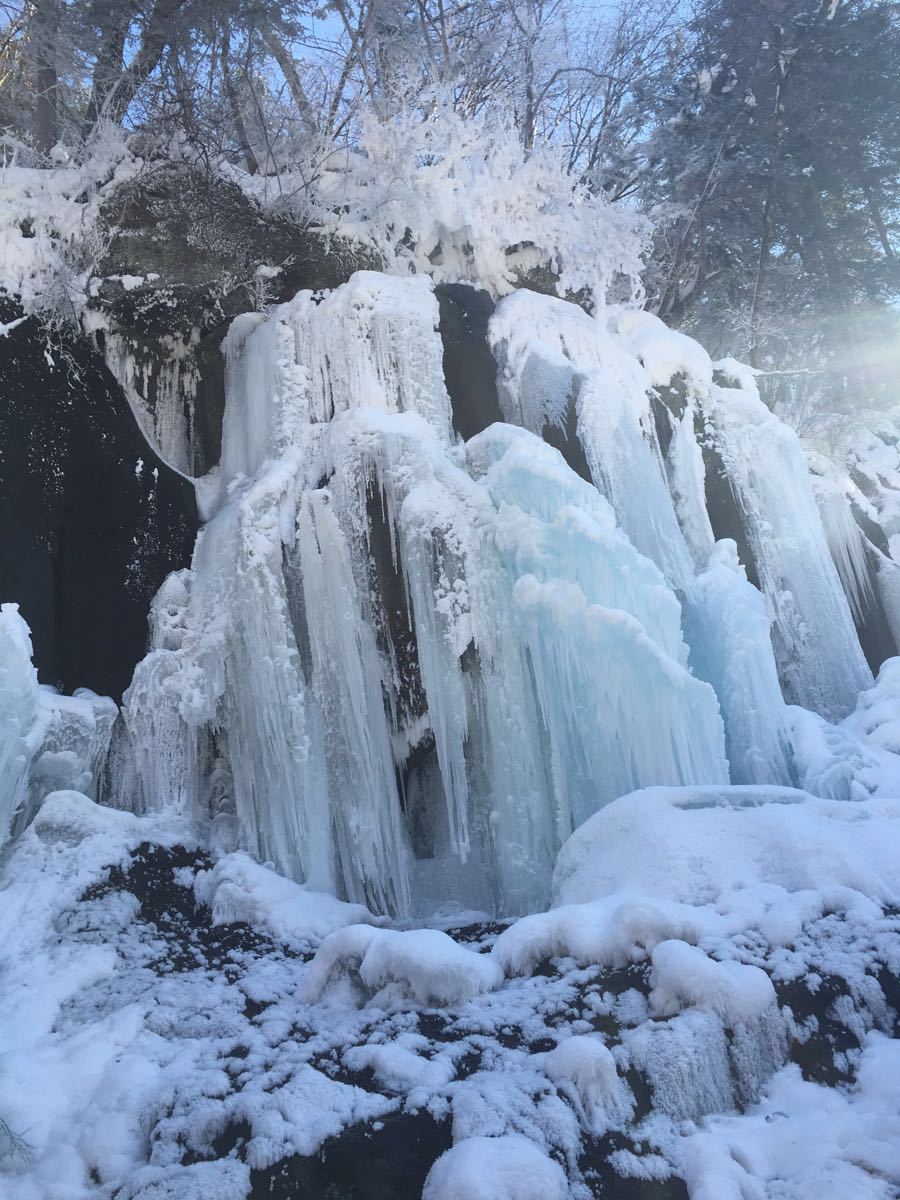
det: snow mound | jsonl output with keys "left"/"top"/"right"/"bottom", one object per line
{"left": 422, "top": 1134, "right": 568, "bottom": 1200}
{"left": 536, "top": 1034, "right": 632, "bottom": 1132}
{"left": 614, "top": 307, "right": 713, "bottom": 394}
{"left": 195, "top": 851, "right": 381, "bottom": 945}
{"left": 649, "top": 940, "right": 776, "bottom": 1023}
{"left": 494, "top": 784, "right": 900, "bottom": 980}
{"left": 31, "top": 789, "right": 142, "bottom": 844}
{"left": 304, "top": 925, "right": 503, "bottom": 1007}
{"left": 552, "top": 785, "right": 900, "bottom": 910}
{"left": 343, "top": 1037, "right": 455, "bottom": 1093}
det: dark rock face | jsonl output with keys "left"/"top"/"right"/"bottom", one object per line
{"left": 0, "top": 295, "right": 197, "bottom": 700}
{"left": 101, "top": 161, "right": 382, "bottom": 297}
{"left": 697, "top": 421, "right": 762, "bottom": 591}
{"left": 93, "top": 161, "right": 385, "bottom": 475}
{"left": 850, "top": 553, "right": 899, "bottom": 675}
{"left": 436, "top": 284, "right": 503, "bottom": 441}
{"left": 249, "top": 1111, "right": 452, "bottom": 1200}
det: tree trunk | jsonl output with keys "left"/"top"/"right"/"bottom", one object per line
{"left": 85, "top": 2, "right": 134, "bottom": 129}
{"left": 861, "top": 175, "right": 896, "bottom": 261}
{"left": 30, "top": 0, "right": 59, "bottom": 156}
{"left": 222, "top": 24, "right": 259, "bottom": 176}
{"left": 91, "top": 0, "right": 187, "bottom": 131}
{"left": 261, "top": 25, "right": 318, "bottom": 137}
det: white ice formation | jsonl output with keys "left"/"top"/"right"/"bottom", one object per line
{"left": 2, "top": 270, "right": 891, "bottom": 922}
{"left": 0, "top": 603, "right": 117, "bottom": 846}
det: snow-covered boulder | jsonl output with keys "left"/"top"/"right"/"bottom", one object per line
{"left": 194, "top": 851, "right": 382, "bottom": 946}
{"left": 422, "top": 1134, "right": 568, "bottom": 1200}
{"left": 304, "top": 925, "right": 504, "bottom": 1007}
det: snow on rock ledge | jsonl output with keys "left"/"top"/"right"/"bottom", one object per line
{"left": 649, "top": 939, "right": 776, "bottom": 1023}
{"left": 194, "top": 851, "right": 381, "bottom": 946}
{"left": 304, "top": 925, "right": 504, "bottom": 1007}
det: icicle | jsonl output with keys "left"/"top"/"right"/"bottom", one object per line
{"left": 667, "top": 409, "right": 716, "bottom": 570}
{"left": 810, "top": 470, "right": 876, "bottom": 625}
{"left": 294, "top": 489, "right": 411, "bottom": 913}
{"left": 707, "top": 364, "right": 872, "bottom": 718}
{"left": 686, "top": 542, "right": 794, "bottom": 786}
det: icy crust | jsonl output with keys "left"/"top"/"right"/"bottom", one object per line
{"left": 0, "top": 604, "right": 117, "bottom": 849}
{"left": 120, "top": 272, "right": 733, "bottom": 918}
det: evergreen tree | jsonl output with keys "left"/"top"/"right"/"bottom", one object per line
{"left": 640, "top": 0, "right": 899, "bottom": 416}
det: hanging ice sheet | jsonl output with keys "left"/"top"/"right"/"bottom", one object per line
{"left": 709, "top": 361, "right": 872, "bottom": 718}
{"left": 488, "top": 290, "right": 796, "bottom": 784}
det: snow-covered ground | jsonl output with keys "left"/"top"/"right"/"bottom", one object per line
{"left": 1, "top": 776, "right": 900, "bottom": 1199}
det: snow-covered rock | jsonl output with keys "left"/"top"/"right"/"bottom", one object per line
{"left": 304, "top": 925, "right": 504, "bottom": 1006}
{"left": 422, "top": 1134, "right": 568, "bottom": 1200}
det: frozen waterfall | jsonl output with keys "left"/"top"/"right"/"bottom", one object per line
{"left": 2, "top": 271, "right": 883, "bottom": 918}
{"left": 119, "top": 274, "right": 740, "bottom": 916}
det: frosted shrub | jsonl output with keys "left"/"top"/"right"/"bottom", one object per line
{"left": 310, "top": 101, "right": 649, "bottom": 302}
{"left": 0, "top": 125, "right": 135, "bottom": 324}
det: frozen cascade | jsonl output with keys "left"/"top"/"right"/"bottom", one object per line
{"left": 686, "top": 542, "right": 794, "bottom": 785}
{"left": 709, "top": 362, "right": 872, "bottom": 718}
{"left": 810, "top": 469, "right": 875, "bottom": 625}
{"left": 666, "top": 407, "right": 716, "bottom": 570}
{"left": 489, "top": 290, "right": 795, "bottom": 784}
{"left": 293, "top": 488, "right": 413, "bottom": 913}
{"left": 0, "top": 604, "right": 41, "bottom": 843}
{"left": 116, "top": 272, "right": 735, "bottom": 916}
{"left": 489, "top": 291, "right": 698, "bottom": 590}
